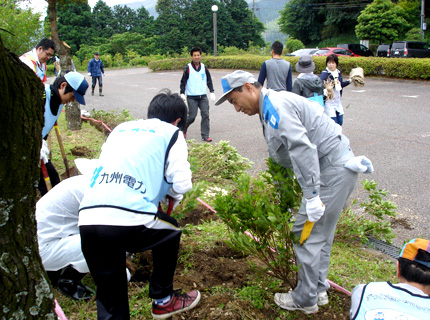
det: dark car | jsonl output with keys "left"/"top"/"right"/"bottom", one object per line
{"left": 390, "top": 41, "right": 430, "bottom": 58}
{"left": 314, "top": 47, "right": 361, "bottom": 57}
{"left": 337, "top": 44, "right": 373, "bottom": 57}
{"left": 376, "top": 44, "right": 391, "bottom": 57}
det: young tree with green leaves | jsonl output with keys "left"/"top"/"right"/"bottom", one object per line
{"left": 0, "top": 0, "right": 43, "bottom": 55}
{"left": 355, "top": 0, "right": 410, "bottom": 43}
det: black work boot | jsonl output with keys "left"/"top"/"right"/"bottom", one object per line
{"left": 91, "top": 87, "right": 94, "bottom": 96}
{"left": 99, "top": 88, "right": 104, "bottom": 96}
{"left": 57, "top": 265, "right": 95, "bottom": 301}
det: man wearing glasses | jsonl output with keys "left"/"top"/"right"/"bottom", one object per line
{"left": 20, "top": 38, "right": 55, "bottom": 83}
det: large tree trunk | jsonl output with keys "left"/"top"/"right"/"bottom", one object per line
{"left": 0, "top": 37, "right": 55, "bottom": 317}
{"left": 48, "top": 0, "right": 81, "bottom": 130}
{"left": 65, "top": 101, "right": 82, "bottom": 130}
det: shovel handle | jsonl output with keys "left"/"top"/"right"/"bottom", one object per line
{"left": 41, "top": 160, "right": 52, "bottom": 191}
{"left": 54, "top": 121, "right": 71, "bottom": 177}
{"left": 158, "top": 195, "right": 174, "bottom": 216}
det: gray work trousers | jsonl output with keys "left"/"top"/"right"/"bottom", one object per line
{"left": 185, "top": 95, "right": 210, "bottom": 139}
{"left": 291, "top": 147, "right": 358, "bottom": 307}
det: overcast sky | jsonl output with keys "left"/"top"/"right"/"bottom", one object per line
{"left": 25, "top": 0, "right": 130, "bottom": 16}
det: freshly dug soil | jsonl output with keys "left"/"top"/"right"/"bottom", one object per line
{"left": 129, "top": 205, "right": 351, "bottom": 320}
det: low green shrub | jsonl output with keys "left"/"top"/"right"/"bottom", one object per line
{"left": 148, "top": 55, "right": 430, "bottom": 80}
{"left": 336, "top": 179, "right": 397, "bottom": 244}
{"left": 187, "top": 139, "right": 253, "bottom": 183}
{"left": 285, "top": 38, "right": 304, "bottom": 54}
{"left": 214, "top": 159, "right": 301, "bottom": 287}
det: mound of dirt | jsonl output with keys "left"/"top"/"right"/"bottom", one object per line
{"left": 128, "top": 206, "right": 352, "bottom": 320}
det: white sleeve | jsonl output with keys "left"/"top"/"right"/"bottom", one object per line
{"left": 164, "top": 131, "right": 192, "bottom": 195}
{"left": 20, "top": 56, "right": 36, "bottom": 73}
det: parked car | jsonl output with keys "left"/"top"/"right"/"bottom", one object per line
{"left": 389, "top": 41, "right": 430, "bottom": 58}
{"left": 337, "top": 44, "right": 373, "bottom": 57}
{"left": 376, "top": 44, "right": 391, "bottom": 57}
{"left": 286, "top": 48, "right": 319, "bottom": 56}
{"left": 313, "top": 47, "right": 361, "bottom": 57}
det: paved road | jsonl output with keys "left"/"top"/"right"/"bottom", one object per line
{"left": 80, "top": 67, "right": 430, "bottom": 247}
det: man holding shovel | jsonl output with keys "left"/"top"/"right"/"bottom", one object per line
{"left": 215, "top": 70, "right": 373, "bottom": 314}
{"left": 38, "top": 72, "right": 88, "bottom": 195}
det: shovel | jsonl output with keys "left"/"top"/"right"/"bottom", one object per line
{"left": 158, "top": 195, "right": 174, "bottom": 216}
{"left": 53, "top": 121, "right": 78, "bottom": 178}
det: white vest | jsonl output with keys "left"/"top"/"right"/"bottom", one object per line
{"left": 186, "top": 63, "right": 207, "bottom": 96}
{"left": 352, "top": 282, "right": 430, "bottom": 320}
{"left": 42, "top": 85, "right": 63, "bottom": 137}
{"left": 79, "top": 119, "right": 179, "bottom": 219}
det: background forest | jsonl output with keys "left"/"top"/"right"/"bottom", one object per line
{"left": 3, "top": 0, "right": 430, "bottom": 67}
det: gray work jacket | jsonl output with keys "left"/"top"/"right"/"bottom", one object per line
{"left": 258, "top": 88, "right": 349, "bottom": 199}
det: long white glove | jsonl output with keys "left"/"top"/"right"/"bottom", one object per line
{"left": 87, "top": 73, "right": 91, "bottom": 77}
{"left": 305, "top": 196, "right": 325, "bottom": 223}
{"left": 210, "top": 92, "right": 216, "bottom": 102}
{"left": 344, "top": 156, "right": 374, "bottom": 174}
{"left": 40, "top": 140, "right": 50, "bottom": 164}
{"left": 161, "top": 188, "right": 183, "bottom": 210}
{"left": 180, "top": 94, "right": 186, "bottom": 102}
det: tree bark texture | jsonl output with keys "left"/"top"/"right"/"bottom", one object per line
{"left": 48, "top": 0, "right": 81, "bottom": 130}
{"left": 65, "top": 101, "right": 82, "bottom": 130}
{"left": 0, "top": 37, "right": 55, "bottom": 318}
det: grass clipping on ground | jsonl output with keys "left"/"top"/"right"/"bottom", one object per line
{"left": 49, "top": 112, "right": 397, "bottom": 320}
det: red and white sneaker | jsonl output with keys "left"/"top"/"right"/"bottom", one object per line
{"left": 202, "top": 137, "right": 213, "bottom": 142}
{"left": 152, "top": 289, "right": 201, "bottom": 319}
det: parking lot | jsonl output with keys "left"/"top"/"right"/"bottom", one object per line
{"left": 80, "top": 67, "right": 430, "bottom": 247}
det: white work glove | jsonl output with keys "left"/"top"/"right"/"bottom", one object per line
{"left": 180, "top": 94, "right": 186, "bottom": 102}
{"left": 305, "top": 196, "right": 325, "bottom": 223}
{"left": 87, "top": 73, "right": 91, "bottom": 77}
{"left": 210, "top": 92, "right": 216, "bottom": 102}
{"left": 161, "top": 189, "right": 183, "bottom": 210}
{"left": 323, "top": 89, "right": 328, "bottom": 97}
{"left": 103, "top": 73, "right": 105, "bottom": 76}
{"left": 40, "top": 140, "right": 50, "bottom": 164}
{"left": 344, "top": 156, "right": 374, "bottom": 174}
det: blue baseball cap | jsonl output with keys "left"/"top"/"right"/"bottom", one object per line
{"left": 215, "top": 70, "right": 257, "bottom": 106}
{"left": 65, "top": 72, "right": 88, "bottom": 105}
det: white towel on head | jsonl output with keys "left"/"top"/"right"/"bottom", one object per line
{"left": 344, "top": 156, "right": 374, "bottom": 174}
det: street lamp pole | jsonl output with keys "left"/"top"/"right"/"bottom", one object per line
{"left": 211, "top": 5, "right": 218, "bottom": 57}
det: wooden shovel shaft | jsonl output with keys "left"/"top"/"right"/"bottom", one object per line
{"left": 53, "top": 122, "right": 71, "bottom": 178}
{"left": 41, "top": 160, "right": 52, "bottom": 191}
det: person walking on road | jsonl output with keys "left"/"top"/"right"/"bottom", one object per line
{"left": 180, "top": 46, "right": 216, "bottom": 142}
{"left": 78, "top": 89, "right": 200, "bottom": 319}
{"left": 87, "top": 52, "right": 105, "bottom": 96}
{"left": 215, "top": 70, "right": 373, "bottom": 314}
{"left": 258, "top": 41, "right": 292, "bottom": 92}
{"left": 20, "top": 38, "right": 55, "bottom": 83}
{"left": 319, "top": 54, "right": 351, "bottom": 126}
{"left": 292, "top": 55, "right": 325, "bottom": 108}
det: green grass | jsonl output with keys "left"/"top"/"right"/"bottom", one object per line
{"left": 50, "top": 110, "right": 398, "bottom": 319}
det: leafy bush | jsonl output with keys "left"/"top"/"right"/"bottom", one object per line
{"left": 148, "top": 54, "right": 430, "bottom": 80}
{"left": 285, "top": 38, "right": 304, "bottom": 53}
{"left": 214, "top": 159, "right": 301, "bottom": 286}
{"left": 187, "top": 140, "right": 253, "bottom": 184}
{"left": 336, "top": 179, "right": 397, "bottom": 244}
